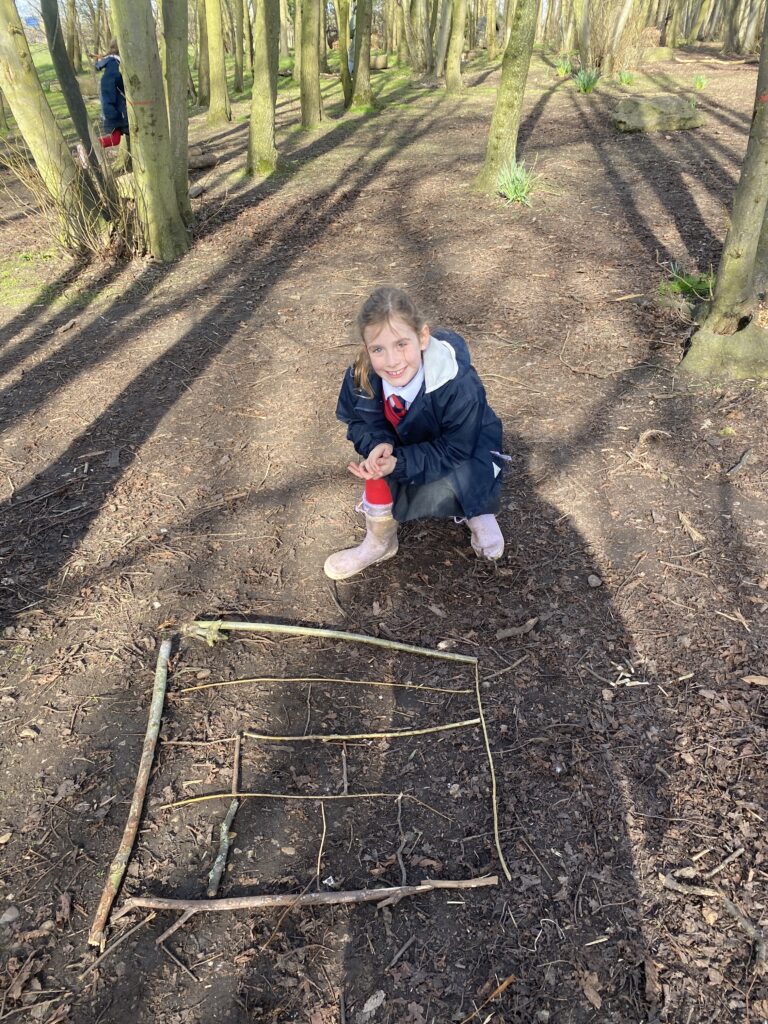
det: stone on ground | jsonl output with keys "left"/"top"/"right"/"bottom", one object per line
{"left": 612, "top": 94, "right": 706, "bottom": 132}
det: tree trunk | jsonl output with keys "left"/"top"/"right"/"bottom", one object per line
{"left": 0, "top": 0, "right": 104, "bottom": 244}
{"left": 110, "top": 0, "right": 189, "bottom": 260}
{"left": 333, "top": 0, "right": 353, "bottom": 105}
{"left": 574, "top": 0, "right": 591, "bottom": 65}
{"left": 247, "top": 0, "right": 280, "bottom": 172}
{"left": 244, "top": 0, "right": 254, "bottom": 72}
{"left": 300, "top": 0, "right": 323, "bottom": 125}
{"left": 94, "top": 0, "right": 104, "bottom": 53}
{"left": 0, "top": 87, "right": 8, "bottom": 132}
{"left": 603, "top": 0, "right": 635, "bottom": 73}
{"left": 73, "top": 15, "right": 83, "bottom": 71}
{"left": 279, "top": 0, "right": 291, "bottom": 56}
{"left": 475, "top": 0, "right": 540, "bottom": 191}
{"left": 434, "top": 0, "right": 453, "bottom": 72}
{"left": 503, "top": 0, "right": 517, "bottom": 46}
{"left": 234, "top": 0, "right": 245, "bottom": 87}
{"left": 66, "top": 0, "right": 76, "bottom": 60}
{"left": 686, "top": 0, "right": 713, "bottom": 40}
{"left": 159, "top": 0, "right": 192, "bottom": 224}
{"left": 40, "top": 0, "right": 105, "bottom": 184}
{"left": 352, "top": 0, "right": 373, "bottom": 103}
{"left": 198, "top": 0, "right": 211, "bottom": 104}
{"left": 293, "top": 0, "right": 302, "bottom": 80}
{"left": 445, "top": 0, "right": 467, "bottom": 89}
{"left": 486, "top": 0, "right": 498, "bottom": 55}
{"left": 206, "top": 0, "right": 232, "bottom": 120}
{"left": 693, "top": 1, "right": 768, "bottom": 336}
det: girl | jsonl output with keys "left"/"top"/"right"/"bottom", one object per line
{"left": 95, "top": 41, "right": 128, "bottom": 148}
{"left": 325, "top": 287, "right": 506, "bottom": 580}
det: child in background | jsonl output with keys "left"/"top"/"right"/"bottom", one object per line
{"left": 325, "top": 287, "right": 506, "bottom": 580}
{"left": 95, "top": 40, "right": 128, "bottom": 148}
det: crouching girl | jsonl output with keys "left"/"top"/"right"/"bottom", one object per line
{"left": 324, "top": 287, "right": 506, "bottom": 580}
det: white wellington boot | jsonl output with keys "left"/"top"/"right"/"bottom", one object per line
{"left": 324, "top": 505, "right": 399, "bottom": 580}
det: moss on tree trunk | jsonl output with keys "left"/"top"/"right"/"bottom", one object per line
{"left": 159, "top": 0, "right": 192, "bottom": 224}
{"left": 198, "top": 0, "right": 211, "bottom": 105}
{"left": 352, "top": 0, "right": 373, "bottom": 104}
{"left": 247, "top": 0, "right": 280, "bottom": 173}
{"left": 445, "top": 0, "right": 467, "bottom": 91}
{"left": 206, "top": 0, "right": 232, "bottom": 123}
{"left": 300, "top": 0, "right": 323, "bottom": 126}
{"left": 474, "top": 0, "right": 540, "bottom": 192}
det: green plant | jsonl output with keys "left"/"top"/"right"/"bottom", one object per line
{"left": 659, "top": 262, "right": 714, "bottom": 301}
{"left": 554, "top": 55, "right": 572, "bottom": 77}
{"left": 573, "top": 67, "right": 600, "bottom": 93}
{"left": 496, "top": 159, "right": 542, "bottom": 206}
{"left": 693, "top": 73, "right": 707, "bottom": 90}
{"left": 617, "top": 69, "right": 634, "bottom": 85}
{"left": 689, "top": 95, "right": 698, "bottom": 110}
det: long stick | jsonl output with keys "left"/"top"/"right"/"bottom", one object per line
{"left": 475, "top": 664, "right": 512, "bottom": 882}
{"left": 113, "top": 876, "right": 498, "bottom": 921}
{"left": 160, "top": 790, "right": 451, "bottom": 820}
{"left": 244, "top": 719, "right": 480, "bottom": 743}
{"left": 88, "top": 639, "right": 173, "bottom": 949}
{"left": 179, "top": 675, "right": 473, "bottom": 696}
{"left": 186, "top": 619, "right": 478, "bottom": 664}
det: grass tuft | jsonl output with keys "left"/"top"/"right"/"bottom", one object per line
{"left": 617, "top": 70, "right": 634, "bottom": 86}
{"left": 659, "top": 262, "right": 714, "bottom": 301}
{"left": 573, "top": 68, "right": 600, "bottom": 93}
{"left": 693, "top": 73, "right": 707, "bottom": 90}
{"left": 496, "top": 159, "right": 542, "bottom": 207}
{"left": 554, "top": 55, "right": 572, "bottom": 77}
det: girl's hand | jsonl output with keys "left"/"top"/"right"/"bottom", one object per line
{"left": 347, "top": 443, "right": 396, "bottom": 480}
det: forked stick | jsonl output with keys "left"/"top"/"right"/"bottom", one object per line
{"left": 88, "top": 639, "right": 173, "bottom": 949}
{"left": 113, "top": 875, "right": 498, "bottom": 921}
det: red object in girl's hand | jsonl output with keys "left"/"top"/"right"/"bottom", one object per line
{"left": 98, "top": 129, "right": 123, "bottom": 148}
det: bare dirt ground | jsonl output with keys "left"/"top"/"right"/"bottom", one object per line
{"left": 0, "top": 49, "right": 767, "bottom": 1024}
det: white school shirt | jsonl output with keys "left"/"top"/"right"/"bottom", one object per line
{"left": 381, "top": 364, "right": 425, "bottom": 410}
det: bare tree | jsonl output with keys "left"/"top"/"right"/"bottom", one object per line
{"left": 445, "top": 0, "right": 467, "bottom": 90}
{"left": 247, "top": 0, "right": 280, "bottom": 172}
{"left": 300, "top": 0, "right": 323, "bottom": 125}
{"left": 206, "top": 0, "right": 232, "bottom": 121}
{"left": 159, "top": 0, "right": 192, "bottom": 223}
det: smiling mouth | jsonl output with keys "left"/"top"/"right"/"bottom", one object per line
{"left": 387, "top": 368, "right": 407, "bottom": 377}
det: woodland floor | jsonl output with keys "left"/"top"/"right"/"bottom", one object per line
{"left": 0, "top": 47, "right": 767, "bottom": 1024}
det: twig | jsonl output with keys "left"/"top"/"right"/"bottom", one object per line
{"left": 244, "top": 718, "right": 480, "bottom": 743}
{"left": 161, "top": 790, "right": 451, "bottom": 821}
{"left": 387, "top": 934, "right": 416, "bottom": 969}
{"left": 341, "top": 743, "right": 348, "bottom": 794}
{"left": 206, "top": 798, "right": 240, "bottom": 897}
{"left": 79, "top": 913, "right": 156, "bottom": 980}
{"left": 159, "top": 942, "right": 198, "bottom": 982}
{"left": 340, "top": 993, "right": 346, "bottom": 1024}
{"left": 474, "top": 664, "right": 512, "bottom": 882}
{"left": 662, "top": 873, "right": 766, "bottom": 962}
{"left": 315, "top": 802, "right": 328, "bottom": 891}
{"left": 114, "top": 877, "right": 499, "bottom": 921}
{"left": 395, "top": 794, "right": 408, "bottom": 887}
{"left": 459, "top": 972, "right": 516, "bottom": 1023}
{"left": 186, "top": 619, "right": 478, "bottom": 664}
{"left": 88, "top": 640, "right": 172, "bottom": 948}
{"left": 155, "top": 908, "right": 198, "bottom": 946}
{"left": 703, "top": 847, "right": 745, "bottom": 880}
{"left": 232, "top": 732, "right": 242, "bottom": 795}
{"left": 179, "top": 675, "right": 473, "bottom": 696}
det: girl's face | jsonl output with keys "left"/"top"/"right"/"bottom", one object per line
{"left": 364, "top": 315, "right": 430, "bottom": 388}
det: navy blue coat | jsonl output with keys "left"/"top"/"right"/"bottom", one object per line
{"left": 96, "top": 55, "right": 128, "bottom": 134}
{"left": 336, "top": 329, "right": 504, "bottom": 519}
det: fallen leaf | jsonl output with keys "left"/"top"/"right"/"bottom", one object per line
{"left": 56, "top": 893, "right": 72, "bottom": 926}
{"left": 644, "top": 958, "right": 661, "bottom": 1003}
{"left": 742, "top": 675, "right": 768, "bottom": 686}
{"left": 579, "top": 970, "right": 602, "bottom": 1010}
{"left": 496, "top": 617, "right": 538, "bottom": 640}
{"left": 0, "top": 831, "right": 12, "bottom": 845}
{"left": 678, "top": 511, "right": 705, "bottom": 543}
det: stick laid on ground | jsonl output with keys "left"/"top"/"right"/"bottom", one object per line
{"left": 113, "top": 875, "right": 498, "bottom": 921}
{"left": 88, "top": 638, "right": 173, "bottom": 949}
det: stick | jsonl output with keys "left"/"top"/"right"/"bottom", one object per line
{"left": 475, "top": 665, "right": 512, "bottom": 882}
{"left": 113, "top": 876, "right": 498, "bottom": 921}
{"left": 186, "top": 619, "right": 478, "bottom": 664}
{"left": 179, "top": 675, "right": 473, "bottom": 696}
{"left": 155, "top": 908, "right": 197, "bottom": 946}
{"left": 206, "top": 798, "right": 240, "bottom": 897}
{"left": 703, "top": 847, "right": 745, "bottom": 879}
{"left": 244, "top": 718, "right": 480, "bottom": 743}
{"left": 88, "top": 640, "right": 172, "bottom": 948}
{"left": 80, "top": 912, "right": 156, "bottom": 979}
{"left": 662, "top": 873, "right": 766, "bottom": 962}
{"left": 160, "top": 790, "right": 451, "bottom": 821}
{"left": 316, "top": 801, "right": 327, "bottom": 891}
{"left": 459, "top": 973, "right": 516, "bottom": 1023}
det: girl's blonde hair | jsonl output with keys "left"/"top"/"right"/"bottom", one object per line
{"left": 352, "top": 287, "right": 427, "bottom": 397}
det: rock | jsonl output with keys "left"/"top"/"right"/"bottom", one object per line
{"left": 613, "top": 94, "right": 706, "bottom": 133}
{"left": 588, "top": 574, "right": 603, "bottom": 588}
{"left": 0, "top": 905, "right": 19, "bottom": 925}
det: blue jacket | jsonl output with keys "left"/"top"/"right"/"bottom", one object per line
{"left": 336, "top": 329, "right": 504, "bottom": 518}
{"left": 96, "top": 55, "right": 128, "bottom": 133}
